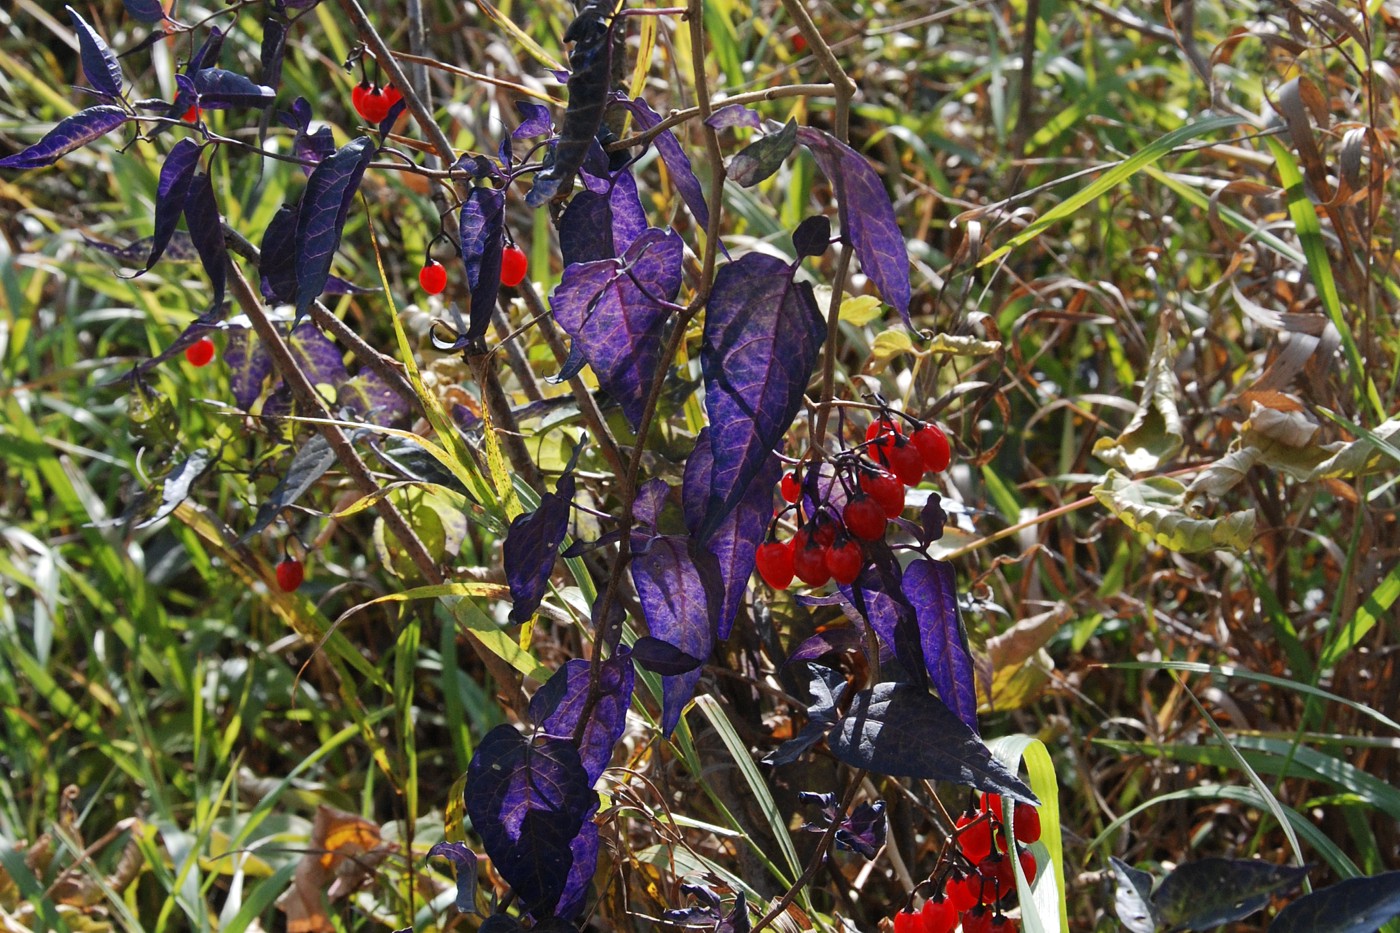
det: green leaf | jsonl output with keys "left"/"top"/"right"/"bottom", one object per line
{"left": 1092, "top": 470, "right": 1255, "bottom": 552}
{"left": 988, "top": 735, "right": 1069, "bottom": 933}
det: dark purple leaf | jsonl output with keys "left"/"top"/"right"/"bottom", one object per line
{"left": 480, "top": 917, "right": 524, "bottom": 933}
{"left": 225, "top": 327, "right": 272, "bottom": 410}
{"left": 245, "top": 433, "right": 336, "bottom": 537}
{"left": 798, "top": 793, "right": 886, "bottom": 859}
{"left": 259, "top": 17, "right": 288, "bottom": 89}
{"left": 122, "top": 0, "right": 166, "bottom": 23}
{"left": 550, "top": 227, "right": 682, "bottom": 429}
{"left": 796, "top": 127, "right": 911, "bottom": 327}
{"left": 827, "top": 682, "right": 1036, "bottom": 803}
{"left": 293, "top": 136, "right": 373, "bottom": 324}
{"left": 903, "top": 558, "right": 978, "bottom": 733}
{"left": 186, "top": 27, "right": 225, "bottom": 73}
{"left": 1111, "top": 857, "right": 1159, "bottom": 933}
{"left": 918, "top": 494, "right": 946, "bottom": 544}
{"left": 792, "top": 216, "right": 831, "bottom": 259}
{"left": 630, "top": 531, "right": 718, "bottom": 736}
{"left": 728, "top": 118, "right": 797, "bottom": 188}
{"left": 183, "top": 172, "right": 227, "bottom": 309}
{"left": 632, "top": 477, "right": 670, "bottom": 529}
{"left": 133, "top": 138, "right": 201, "bottom": 275}
{"left": 697, "top": 252, "right": 824, "bottom": 541}
{"left": 504, "top": 472, "right": 576, "bottom": 624}
{"left": 786, "top": 625, "right": 864, "bottom": 664}
{"left": 706, "top": 104, "right": 762, "bottom": 129}
{"left": 1270, "top": 870, "right": 1400, "bottom": 933}
{"left": 609, "top": 170, "right": 646, "bottom": 252}
{"left": 338, "top": 370, "right": 408, "bottom": 424}
{"left": 259, "top": 204, "right": 298, "bottom": 302}
{"left": 631, "top": 636, "right": 704, "bottom": 675}
{"left": 840, "top": 545, "right": 926, "bottom": 685}
{"left": 529, "top": 648, "right": 634, "bottom": 785}
{"left": 286, "top": 323, "right": 347, "bottom": 388}
{"left": 66, "top": 6, "right": 123, "bottom": 99}
{"left": 763, "top": 663, "right": 845, "bottom": 766}
{"left": 459, "top": 185, "right": 506, "bottom": 345}
{"left": 556, "top": 819, "right": 598, "bottom": 920}
{"left": 579, "top": 139, "right": 611, "bottom": 190}
{"left": 559, "top": 528, "right": 623, "bottom": 558}
{"left": 191, "top": 68, "right": 276, "bottom": 109}
{"left": 682, "top": 428, "right": 780, "bottom": 638}
{"left": 514, "top": 101, "right": 554, "bottom": 139}
{"left": 0, "top": 106, "right": 129, "bottom": 170}
{"left": 427, "top": 841, "right": 479, "bottom": 914}
{"left": 376, "top": 98, "right": 407, "bottom": 135}
{"left": 464, "top": 725, "right": 593, "bottom": 917}
{"left": 323, "top": 274, "right": 376, "bottom": 295}
{"left": 114, "top": 312, "right": 222, "bottom": 382}
{"left": 85, "top": 231, "right": 196, "bottom": 264}
{"left": 1153, "top": 859, "right": 1308, "bottom": 931}
{"left": 617, "top": 96, "right": 710, "bottom": 231}
{"left": 558, "top": 189, "right": 616, "bottom": 267}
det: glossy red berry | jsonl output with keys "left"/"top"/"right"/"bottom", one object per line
{"left": 359, "top": 85, "right": 392, "bottom": 122}
{"left": 351, "top": 79, "right": 370, "bottom": 116}
{"left": 419, "top": 259, "right": 447, "bottom": 294}
{"left": 945, "top": 868, "right": 980, "bottom": 912}
{"left": 980, "top": 792, "right": 1005, "bottom": 822}
{"left": 865, "top": 416, "right": 900, "bottom": 442}
{"left": 860, "top": 470, "right": 905, "bottom": 517}
{"left": 779, "top": 472, "right": 801, "bottom": 503}
{"left": 990, "top": 916, "right": 1019, "bottom": 933}
{"left": 961, "top": 905, "right": 995, "bottom": 933}
{"left": 825, "top": 538, "right": 863, "bottom": 584}
{"left": 790, "top": 32, "right": 808, "bottom": 53}
{"left": 383, "top": 84, "right": 403, "bottom": 107}
{"left": 812, "top": 519, "right": 837, "bottom": 548}
{"left": 276, "top": 557, "right": 305, "bottom": 593}
{"left": 955, "top": 809, "right": 994, "bottom": 864}
{"left": 841, "top": 494, "right": 886, "bottom": 541}
{"left": 791, "top": 529, "right": 831, "bottom": 587}
{"left": 920, "top": 894, "right": 958, "bottom": 933}
{"left": 755, "top": 539, "right": 795, "bottom": 590}
{"left": 977, "top": 852, "right": 1015, "bottom": 901}
{"left": 1012, "top": 804, "right": 1041, "bottom": 844}
{"left": 912, "top": 424, "right": 952, "bottom": 473}
{"left": 500, "top": 245, "right": 529, "bottom": 286}
{"left": 1017, "top": 847, "right": 1038, "bottom": 885}
{"left": 885, "top": 440, "right": 927, "bottom": 486}
{"left": 184, "top": 336, "right": 215, "bottom": 367}
{"left": 891, "top": 911, "right": 920, "bottom": 933}
{"left": 180, "top": 104, "right": 201, "bottom": 123}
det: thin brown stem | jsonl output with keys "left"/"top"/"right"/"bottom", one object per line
{"left": 608, "top": 83, "right": 837, "bottom": 151}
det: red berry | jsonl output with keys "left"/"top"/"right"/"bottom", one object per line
{"left": 885, "top": 439, "right": 926, "bottom": 486}
{"left": 860, "top": 470, "right": 905, "bottom": 517}
{"left": 1017, "top": 847, "right": 1038, "bottom": 885}
{"left": 892, "top": 911, "right": 920, "bottom": 933}
{"left": 825, "top": 538, "right": 863, "bottom": 584}
{"left": 955, "top": 809, "right": 994, "bottom": 864}
{"left": 980, "top": 792, "right": 1004, "bottom": 823}
{"left": 180, "top": 104, "right": 200, "bottom": 123}
{"left": 780, "top": 472, "right": 801, "bottom": 503}
{"left": 184, "top": 336, "right": 215, "bottom": 367}
{"left": 977, "top": 852, "right": 1015, "bottom": 901}
{"left": 500, "top": 245, "right": 528, "bottom": 286}
{"left": 790, "top": 32, "right": 807, "bottom": 53}
{"left": 360, "top": 86, "right": 392, "bottom": 122}
{"left": 961, "top": 905, "right": 995, "bottom": 933}
{"left": 865, "top": 416, "right": 900, "bottom": 442}
{"left": 755, "top": 540, "right": 794, "bottom": 590}
{"left": 1012, "top": 804, "right": 1041, "bottom": 844}
{"left": 991, "top": 917, "right": 1019, "bottom": 933}
{"left": 419, "top": 259, "right": 447, "bottom": 294}
{"left": 382, "top": 84, "right": 402, "bottom": 107}
{"left": 841, "top": 494, "right": 886, "bottom": 541}
{"left": 791, "top": 530, "right": 831, "bottom": 587}
{"left": 276, "top": 557, "right": 305, "bottom": 593}
{"left": 351, "top": 79, "right": 370, "bottom": 117}
{"left": 920, "top": 894, "right": 958, "bottom": 933}
{"left": 812, "top": 519, "right": 837, "bottom": 548}
{"left": 945, "top": 868, "right": 980, "bottom": 912}
{"left": 912, "top": 424, "right": 952, "bottom": 473}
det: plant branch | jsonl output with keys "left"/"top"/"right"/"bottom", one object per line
{"left": 608, "top": 83, "right": 837, "bottom": 151}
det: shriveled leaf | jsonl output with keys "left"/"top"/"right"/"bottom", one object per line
{"left": 276, "top": 806, "right": 390, "bottom": 933}
{"left": 1093, "top": 316, "right": 1183, "bottom": 472}
{"left": 827, "top": 682, "right": 1036, "bottom": 803}
{"left": 1269, "top": 870, "right": 1400, "bottom": 933}
{"left": 799, "top": 792, "right": 887, "bottom": 859}
{"left": 1093, "top": 470, "right": 1255, "bottom": 552}
{"left": 464, "top": 726, "right": 593, "bottom": 917}
{"left": 139, "top": 138, "right": 202, "bottom": 274}
{"left": 504, "top": 471, "right": 575, "bottom": 624}
{"left": 529, "top": 647, "right": 633, "bottom": 784}
{"left": 0, "top": 106, "right": 129, "bottom": 170}
{"left": 903, "top": 558, "right": 978, "bottom": 732}
{"left": 697, "top": 252, "right": 825, "bottom": 541}
{"left": 427, "top": 841, "right": 479, "bottom": 914}
{"left": 729, "top": 118, "right": 797, "bottom": 187}
{"left": 987, "top": 604, "right": 1068, "bottom": 711}
{"left": 550, "top": 228, "right": 682, "bottom": 428}
{"left": 797, "top": 127, "right": 910, "bottom": 327}
{"left": 66, "top": 6, "right": 124, "bottom": 98}
{"left": 1111, "top": 857, "right": 1160, "bottom": 933}
{"left": 259, "top": 16, "right": 288, "bottom": 89}
{"left": 459, "top": 186, "right": 506, "bottom": 345}
{"left": 294, "top": 137, "right": 374, "bottom": 324}
{"left": 225, "top": 327, "right": 272, "bottom": 410}
{"left": 191, "top": 68, "right": 276, "bottom": 108}
{"left": 1152, "top": 858, "right": 1308, "bottom": 931}
{"left": 134, "top": 448, "right": 216, "bottom": 529}
{"left": 183, "top": 172, "right": 227, "bottom": 309}
{"left": 245, "top": 434, "right": 337, "bottom": 538}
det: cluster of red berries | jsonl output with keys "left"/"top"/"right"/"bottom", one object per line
{"left": 893, "top": 793, "right": 1042, "bottom": 933}
{"left": 754, "top": 416, "right": 951, "bottom": 590}
{"left": 418, "top": 246, "right": 528, "bottom": 296}
{"left": 351, "top": 80, "right": 402, "bottom": 124}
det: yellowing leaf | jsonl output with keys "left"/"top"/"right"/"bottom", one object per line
{"left": 1093, "top": 470, "right": 1255, "bottom": 552}
{"left": 925, "top": 333, "right": 1002, "bottom": 356}
{"left": 870, "top": 329, "right": 913, "bottom": 366}
{"left": 1093, "top": 317, "right": 1182, "bottom": 473}
{"left": 839, "top": 294, "right": 884, "bottom": 325}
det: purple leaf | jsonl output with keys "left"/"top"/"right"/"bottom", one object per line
{"left": 840, "top": 546, "right": 926, "bottom": 685}
{"left": 549, "top": 227, "right": 682, "bottom": 429}
{"left": 556, "top": 820, "right": 598, "bottom": 920}
{"left": 763, "top": 663, "right": 846, "bottom": 766}
{"left": 728, "top": 118, "right": 797, "bottom": 188}
{"left": 529, "top": 647, "right": 634, "bottom": 785}
{"left": 286, "top": 323, "right": 347, "bottom": 388}
{"left": 323, "top": 274, "right": 376, "bottom": 295}
{"left": 1271, "top": 870, "right": 1400, "bottom": 933}
{"left": 464, "top": 725, "right": 594, "bottom": 917}
{"left": 1153, "top": 859, "right": 1309, "bottom": 931}
{"left": 617, "top": 96, "right": 710, "bottom": 231}
{"left": 183, "top": 172, "right": 227, "bottom": 309}
{"left": 514, "top": 101, "right": 553, "bottom": 139}
{"left": 122, "top": 0, "right": 166, "bottom": 23}
{"left": 337, "top": 370, "right": 408, "bottom": 424}
{"left": 792, "top": 216, "right": 831, "bottom": 259}
{"left": 799, "top": 792, "right": 886, "bottom": 859}
{"left": 632, "top": 477, "right": 670, "bottom": 529}
{"left": 259, "top": 17, "right": 288, "bottom": 89}
{"left": 225, "top": 327, "right": 272, "bottom": 410}
{"left": 121, "top": 312, "right": 221, "bottom": 380}
{"left": 246, "top": 434, "right": 336, "bottom": 537}
{"left": 697, "top": 252, "right": 824, "bottom": 542}
{"left": 786, "top": 625, "right": 864, "bottom": 664}
{"left": 630, "top": 531, "right": 718, "bottom": 736}
{"left": 191, "top": 68, "right": 276, "bottom": 109}
{"left": 66, "top": 6, "right": 123, "bottom": 99}
{"left": 631, "top": 636, "right": 704, "bottom": 675}
{"left": 504, "top": 472, "right": 576, "bottom": 624}
{"left": 903, "top": 558, "right": 978, "bottom": 733}
{"left": 682, "top": 428, "right": 780, "bottom": 639}
{"left": 137, "top": 138, "right": 201, "bottom": 274}
{"left": 557, "top": 190, "right": 616, "bottom": 267}
{"left": 828, "top": 682, "right": 1036, "bottom": 803}
{"left": 259, "top": 204, "right": 298, "bottom": 302}
{"left": 293, "top": 136, "right": 373, "bottom": 324}
{"left": 0, "top": 105, "right": 129, "bottom": 170}
{"left": 85, "top": 231, "right": 196, "bottom": 264}
{"left": 186, "top": 27, "right": 225, "bottom": 74}
{"left": 427, "top": 841, "right": 479, "bottom": 913}
{"left": 459, "top": 185, "right": 506, "bottom": 346}
{"left": 706, "top": 104, "right": 762, "bottom": 129}
{"left": 609, "top": 170, "right": 646, "bottom": 252}
{"left": 796, "top": 127, "right": 911, "bottom": 326}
